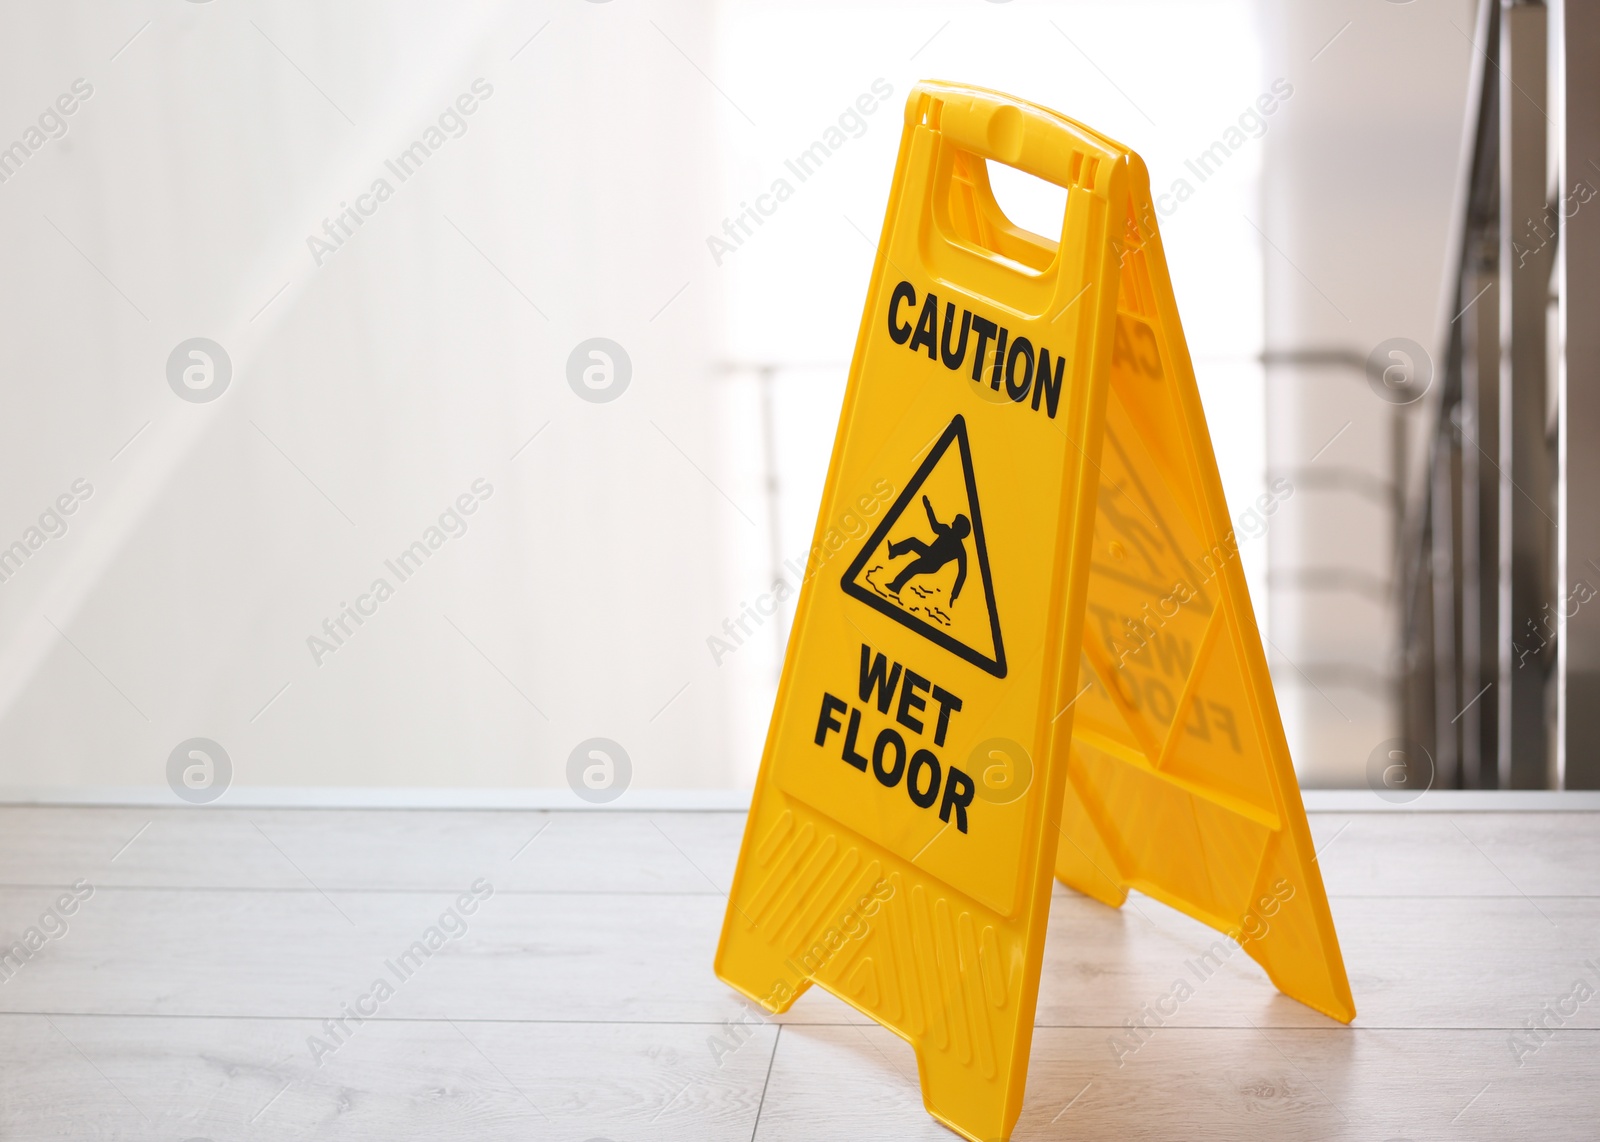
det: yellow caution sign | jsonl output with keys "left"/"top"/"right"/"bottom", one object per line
{"left": 716, "top": 81, "right": 1353, "bottom": 1142}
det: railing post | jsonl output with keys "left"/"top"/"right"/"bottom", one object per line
{"left": 1496, "top": 0, "right": 1551, "bottom": 788}
{"left": 1552, "top": 0, "right": 1600, "bottom": 787}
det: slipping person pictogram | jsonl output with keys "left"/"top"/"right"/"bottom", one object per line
{"left": 841, "top": 415, "right": 1006, "bottom": 678}
{"left": 888, "top": 496, "right": 970, "bottom": 604}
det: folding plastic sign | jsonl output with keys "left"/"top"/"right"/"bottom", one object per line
{"left": 715, "top": 81, "right": 1354, "bottom": 1142}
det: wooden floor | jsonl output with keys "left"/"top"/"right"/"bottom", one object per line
{"left": 1, "top": 803, "right": 1596, "bottom": 1140}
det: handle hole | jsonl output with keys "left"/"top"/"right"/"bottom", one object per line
{"left": 983, "top": 159, "right": 1067, "bottom": 250}
{"left": 939, "top": 150, "right": 1065, "bottom": 276}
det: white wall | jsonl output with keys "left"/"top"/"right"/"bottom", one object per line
{"left": 0, "top": 0, "right": 1286, "bottom": 795}
{"left": 1257, "top": 0, "right": 1475, "bottom": 784}
{"left": 0, "top": 0, "right": 731, "bottom": 792}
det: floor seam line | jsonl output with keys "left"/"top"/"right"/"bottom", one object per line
{"left": 749, "top": 1024, "right": 781, "bottom": 1142}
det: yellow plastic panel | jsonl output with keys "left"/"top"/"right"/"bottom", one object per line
{"left": 717, "top": 81, "right": 1124, "bottom": 1142}
{"left": 1055, "top": 144, "right": 1356, "bottom": 1026}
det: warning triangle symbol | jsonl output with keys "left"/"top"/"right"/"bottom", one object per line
{"left": 841, "top": 415, "right": 1006, "bottom": 678}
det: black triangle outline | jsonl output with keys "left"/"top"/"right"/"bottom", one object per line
{"left": 840, "top": 415, "right": 1006, "bottom": 678}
